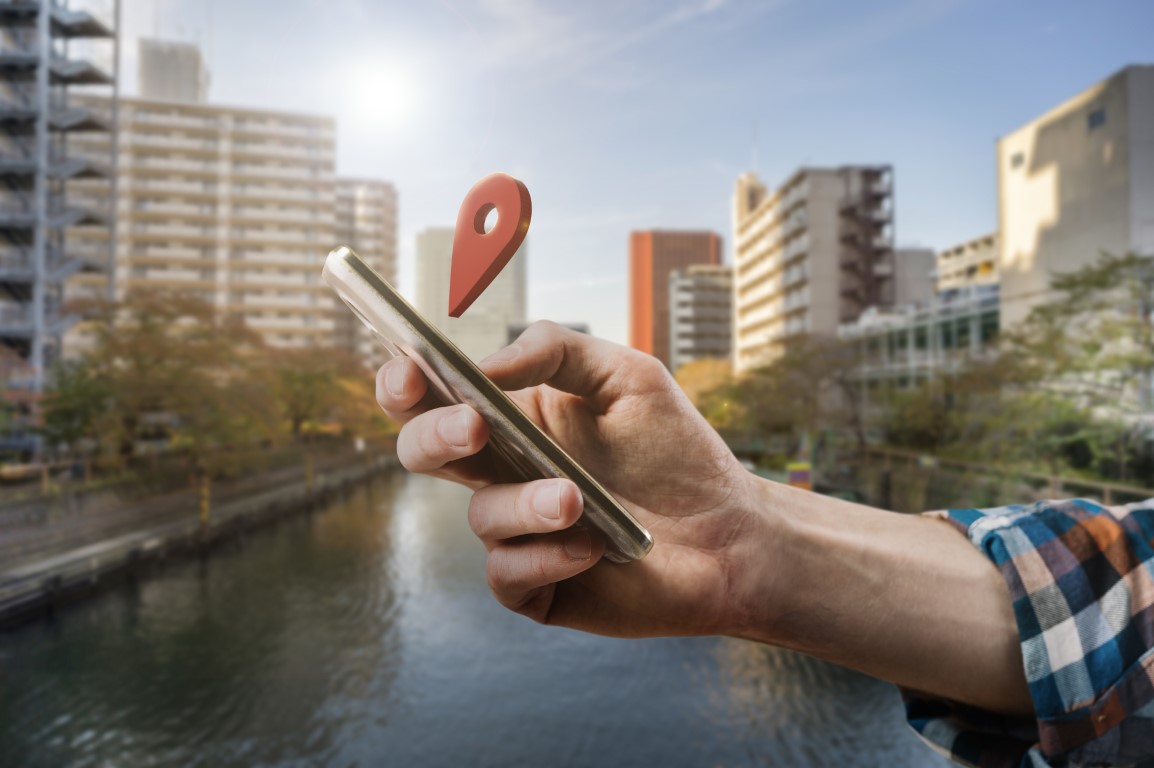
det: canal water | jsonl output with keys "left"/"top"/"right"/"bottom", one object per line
{"left": 0, "top": 472, "right": 947, "bottom": 767}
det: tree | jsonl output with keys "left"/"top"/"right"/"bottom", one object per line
{"left": 39, "top": 358, "right": 110, "bottom": 456}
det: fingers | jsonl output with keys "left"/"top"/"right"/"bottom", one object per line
{"left": 478, "top": 321, "right": 666, "bottom": 413}
{"left": 375, "top": 356, "right": 430, "bottom": 423}
{"left": 485, "top": 529, "right": 604, "bottom": 618}
{"left": 468, "top": 479, "right": 584, "bottom": 545}
{"left": 396, "top": 404, "right": 488, "bottom": 473}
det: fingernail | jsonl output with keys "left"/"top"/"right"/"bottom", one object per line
{"left": 564, "top": 530, "right": 591, "bottom": 560}
{"left": 385, "top": 358, "right": 406, "bottom": 398}
{"left": 438, "top": 409, "right": 470, "bottom": 447}
{"left": 481, "top": 344, "right": 521, "bottom": 366}
{"left": 532, "top": 482, "right": 562, "bottom": 520}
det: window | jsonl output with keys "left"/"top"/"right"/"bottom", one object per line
{"left": 1010, "top": 152, "right": 1025, "bottom": 169}
{"left": 1088, "top": 108, "right": 1106, "bottom": 131}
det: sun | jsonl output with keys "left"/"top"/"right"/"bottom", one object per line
{"left": 346, "top": 62, "right": 417, "bottom": 129}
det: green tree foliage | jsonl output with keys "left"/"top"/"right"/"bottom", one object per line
{"left": 40, "top": 292, "right": 397, "bottom": 467}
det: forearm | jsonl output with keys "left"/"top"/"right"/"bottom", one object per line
{"left": 734, "top": 478, "right": 1033, "bottom": 717}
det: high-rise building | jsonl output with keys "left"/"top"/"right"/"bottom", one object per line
{"left": 0, "top": 0, "right": 119, "bottom": 452}
{"left": 935, "top": 233, "right": 998, "bottom": 297}
{"left": 668, "top": 264, "right": 732, "bottom": 374}
{"left": 138, "top": 38, "right": 207, "bottom": 103}
{"left": 629, "top": 229, "right": 721, "bottom": 370}
{"left": 335, "top": 178, "right": 397, "bottom": 365}
{"left": 998, "top": 65, "right": 1154, "bottom": 328}
{"left": 732, "top": 167, "right": 894, "bottom": 374}
{"left": 415, "top": 226, "right": 526, "bottom": 361}
{"left": 64, "top": 42, "right": 397, "bottom": 355}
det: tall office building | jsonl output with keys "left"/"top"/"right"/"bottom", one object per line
{"left": 629, "top": 230, "right": 721, "bottom": 370}
{"left": 65, "top": 42, "right": 397, "bottom": 355}
{"left": 668, "top": 264, "right": 732, "bottom": 374}
{"left": 138, "top": 38, "right": 207, "bottom": 103}
{"left": 732, "top": 167, "right": 894, "bottom": 374}
{"left": 415, "top": 226, "right": 526, "bottom": 361}
{"left": 998, "top": 65, "right": 1154, "bottom": 328}
{"left": 335, "top": 178, "right": 397, "bottom": 365}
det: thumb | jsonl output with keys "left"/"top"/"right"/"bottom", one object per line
{"left": 478, "top": 321, "right": 654, "bottom": 413}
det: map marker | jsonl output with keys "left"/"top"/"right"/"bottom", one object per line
{"left": 448, "top": 173, "right": 532, "bottom": 317}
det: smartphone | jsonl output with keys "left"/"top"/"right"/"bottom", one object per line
{"left": 322, "top": 245, "right": 653, "bottom": 563}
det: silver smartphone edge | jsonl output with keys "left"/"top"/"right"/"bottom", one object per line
{"left": 321, "top": 245, "right": 653, "bottom": 562}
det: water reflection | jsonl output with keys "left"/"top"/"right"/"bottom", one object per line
{"left": 0, "top": 472, "right": 943, "bottom": 767}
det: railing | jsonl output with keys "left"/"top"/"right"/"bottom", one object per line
{"left": 864, "top": 447, "right": 1154, "bottom": 508}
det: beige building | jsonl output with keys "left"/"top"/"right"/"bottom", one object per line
{"left": 668, "top": 264, "right": 732, "bottom": 374}
{"left": 65, "top": 43, "right": 397, "bottom": 356}
{"left": 414, "top": 226, "right": 526, "bottom": 361}
{"left": 335, "top": 178, "right": 398, "bottom": 365}
{"left": 998, "top": 65, "right": 1154, "bottom": 328}
{"left": 935, "top": 233, "right": 998, "bottom": 296}
{"left": 732, "top": 166, "right": 894, "bottom": 374}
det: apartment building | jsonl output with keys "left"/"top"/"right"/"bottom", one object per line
{"left": 936, "top": 233, "right": 998, "bottom": 297}
{"left": 65, "top": 95, "right": 342, "bottom": 349}
{"left": 998, "top": 65, "right": 1154, "bottom": 328}
{"left": 668, "top": 264, "right": 732, "bottom": 374}
{"left": 64, "top": 41, "right": 398, "bottom": 355}
{"left": 629, "top": 229, "right": 721, "bottom": 370}
{"left": 335, "top": 178, "right": 397, "bottom": 365}
{"left": 732, "top": 166, "right": 894, "bottom": 374}
{"left": 415, "top": 226, "right": 526, "bottom": 361}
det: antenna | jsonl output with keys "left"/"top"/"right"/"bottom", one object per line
{"left": 752, "top": 120, "right": 759, "bottom": 173}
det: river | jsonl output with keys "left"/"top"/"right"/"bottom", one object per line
{"left": 0, "top": 471, "right": 947, "bottom": 767}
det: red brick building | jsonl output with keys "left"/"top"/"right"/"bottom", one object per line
{"left": 629, "top": 230, "right": 722, "bottom": 369}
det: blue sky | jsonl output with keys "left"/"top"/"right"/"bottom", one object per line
{"left": 125, "top": 0, "right": 1154, "bottom": 344}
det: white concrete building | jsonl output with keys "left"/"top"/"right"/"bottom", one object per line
{"left": 415, "top": 227, "right": 526, "bottom": 361}
{"left": 668, "top": 264, "right": 732, "bottom": 374}
{"left": 335, "top": 179, "right": 397, "bottom": 366}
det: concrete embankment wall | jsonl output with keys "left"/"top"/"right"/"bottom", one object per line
{"left": 0, "top": 455, "right": 398, "bottom": 627}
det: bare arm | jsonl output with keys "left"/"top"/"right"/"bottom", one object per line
{"left": 376, "top": 321, "right": 1033, "bottom": 717}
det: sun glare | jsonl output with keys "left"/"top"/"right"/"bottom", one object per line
{"left": 346, "top": 63, "right": 417, "bottom": 129}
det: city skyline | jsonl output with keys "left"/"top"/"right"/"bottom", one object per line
{"left": 122, "top": 0, "right": 1154, "bottom": 344}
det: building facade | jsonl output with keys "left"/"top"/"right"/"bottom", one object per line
{"left": 629, "top": 229, "right": 721, "bottom": 370}
{"left": 138, "top": 38, "right": 207, "bottom": 104}
{"left": 838, "top": 288, "right": 1000, "bottom": 406}
{"left": 63, "top": 41, "right": 397, "bottom": 356}
{"left": 998, "top": 65, "right": 1154, "bottom": 328}
{"left": 65, "top": 95, "right": 345, "bottom": 349}
{"left": 936, "top": 233, "right": 998, "bottom": 297}
{"left": 415, "top": 226, "right": 526, "bottom": 361}
{"left": 668, "top": 264, "right": 732, "bottom": 374}
{"left": 732, "top": 166, "right": 894, "bottom": 374}
{"left": 0, "top": 0, "right": 119, "bottom": 452}
{"left": 335, "top": 178, "right": 397, "bottom": 365}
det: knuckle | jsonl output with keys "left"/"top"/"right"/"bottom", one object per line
{"left": 466, "top": 492, "right": 490, "bottom": 538}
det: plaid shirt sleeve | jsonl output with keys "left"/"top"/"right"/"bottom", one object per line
{"left": 902, "top": 498, "right": 1154, "bottom": 767}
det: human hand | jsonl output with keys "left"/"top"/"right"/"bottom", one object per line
{"left": 375, "top": 321, "right": 777, "bottom": 638}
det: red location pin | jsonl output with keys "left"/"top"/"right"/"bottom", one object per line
{"left": 448, "top": 173, "right": 532, "bottom": 317}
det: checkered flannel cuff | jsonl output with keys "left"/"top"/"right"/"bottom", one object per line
{"left": 903, "top": 498, "right": 1154, "bottom": 768}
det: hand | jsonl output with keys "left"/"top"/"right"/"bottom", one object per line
{"left": 375, "top": 321, "right": 776, "bottom": 638}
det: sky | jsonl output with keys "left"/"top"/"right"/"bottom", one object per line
{"left": 119, "top": 0, "right": 1154, "bottom": 344}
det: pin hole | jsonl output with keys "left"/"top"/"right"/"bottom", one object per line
{"left": 474, "top": 204, "right": 498, "bottom": 235}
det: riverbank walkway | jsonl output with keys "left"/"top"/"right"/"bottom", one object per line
{"left": 0, "top": 444, "right": 397, "bottom": 624}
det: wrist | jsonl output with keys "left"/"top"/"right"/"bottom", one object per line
{"left": 718, "top": 473, "right": 800, "bottom": 644}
